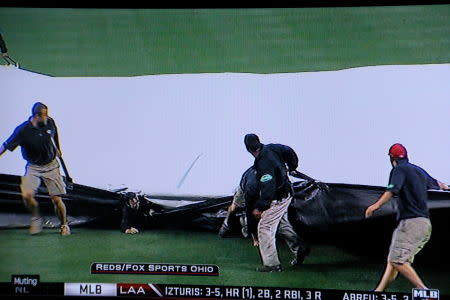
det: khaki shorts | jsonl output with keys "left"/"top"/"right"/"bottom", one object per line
{"left": 232, "top": 186, "right": 245, "bottom": 208}
{"left": 21, "top": 159, "right": 66, "bottom": 196}
{"left": 388, "top": 217, "right": 431, "bottom": 264}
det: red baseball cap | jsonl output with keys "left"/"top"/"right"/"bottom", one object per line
{"left": 389, "top": 143, "right": 408, "bottom": 159}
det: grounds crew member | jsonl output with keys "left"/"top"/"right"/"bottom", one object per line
{"left": 0, "top": 102, "right": 71, "bottom": 236}
{"left": 218, "top": 166, "right": 260, "bottom": 246}
{"left": 365, "top": 143, "right": 449, "bottom": 291}
{"left": 219, "top": 165, "right": 312, "bottom": 252}
{"left": 244, "top": 133, "right": 310, "bottom": 272}
{"left": 0, "top": 30, "right": 19, "bottom": 66}
{"left": 121, "top": 192, "right": 153, "bottom": 234}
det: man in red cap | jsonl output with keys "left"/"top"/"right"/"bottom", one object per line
{"left": 365, "top": 143, "right": 448, "bottom": 291}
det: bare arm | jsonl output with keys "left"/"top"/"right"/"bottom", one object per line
{"left": 437, "top": 181, "right": 450, "bottom": 191}
{"left": 365, "top": 191, "right": 394, "bottom": 218}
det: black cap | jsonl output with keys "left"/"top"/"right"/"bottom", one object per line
{"left": 244, "top": 134, "right": 262, "bottom": 152}
{"left": 31, "top": 102, "right": 47, "bottom": 117}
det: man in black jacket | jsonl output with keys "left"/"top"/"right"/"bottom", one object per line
{"left": 120, "top": 192, "right": 153, "bottom": 234}
{"left": 244, "top": 133, "right": 309, "bottom": 272}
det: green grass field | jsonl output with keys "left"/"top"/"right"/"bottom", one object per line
{"left": 0, "top": 6, "right": 449, "bottom": 76}
{"left": 0, "top": 227, "right": 449, "bottom": 294}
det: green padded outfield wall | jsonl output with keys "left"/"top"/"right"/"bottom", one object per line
{"left": 0, "top": 6, "right": 449, "bottom": 76}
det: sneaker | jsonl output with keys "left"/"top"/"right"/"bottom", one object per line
{"left": 30, "top": 217, "right": 43, "bottom": 235}
{"left": 239, "top": 216, "right": 249, "bottom": 238}
{"left": 291, "top": 248, "right": 311, "bottom": 266}
{"left": 241, "top": 225, "right": 249, "bottom": 238}
{"left": 218, "top": 223, "right": 229, "bottom": 238}
{"left": 60, "top": 224, "right": 71, "bottom": 236}
{"left": 256, "top": 265, "right": 282, "bottom": 272}
{"left": 290, "top": 256, "right": 303, "bottom": 266}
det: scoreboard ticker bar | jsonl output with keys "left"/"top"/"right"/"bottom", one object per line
{"left": 1, "top": 280, "right": 446, "bottom": 300}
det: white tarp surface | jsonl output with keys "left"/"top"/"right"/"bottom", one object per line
{"left": 1, "top": 64, "right": 449, "bottom": 196}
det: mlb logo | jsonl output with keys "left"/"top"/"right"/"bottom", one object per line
{"left": 412, "top": 289, "right": 439, "bottom": 300}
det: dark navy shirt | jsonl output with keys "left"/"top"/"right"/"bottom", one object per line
{"left": 3, "top": 117, "right": 59, "bottom": 165}
{"left": 239, "top": 166, "right": 259, "bottom": 208}
{"left": 253, "top": 143, "right": 299, "bottom": 211}
{"left": 386, "top": 159, "right": 439, "bottom": 221}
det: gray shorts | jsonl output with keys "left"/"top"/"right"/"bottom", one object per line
{"left": 388, "top": 217, "right": 431, "bottom": 264}
{"left": 21, "top": 159, "right": 66, "bottom": 196}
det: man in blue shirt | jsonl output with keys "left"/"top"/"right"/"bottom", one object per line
{"left": 365, "top": 143, "right": 448, "bottom": 291}
{"left": 0, "top": 102, "right": 71, "bottom": 236}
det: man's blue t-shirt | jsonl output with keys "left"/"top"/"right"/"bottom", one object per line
{"left": 386, "top": 159, "right": 439, "bottom": 221}
{"left": 3, "top": 118, "right": 59, "bottom": 165}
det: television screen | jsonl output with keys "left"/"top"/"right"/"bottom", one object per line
{"left": 0, "top": 5, "right": 449, "bottom": 300}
